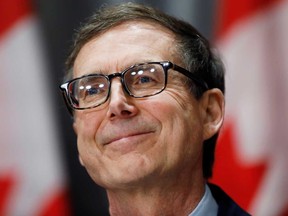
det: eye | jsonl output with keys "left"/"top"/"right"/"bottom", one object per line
{"left": 138, "top": 76, "right": 153, "bottom": 84}
{"left": 123, "top": 63, "right": 166, "bottom": 97}
{"left": 83, "top": 84, "right": 105, "bottom": 97}
{"left": 133, "top": 68, "right": 156, "bottom": 85}
{"left": 127, "top": 66, "right": 162, "bottom": 87}
{"left": 81, "top": 83, "right": 107, "bottom": 101}
{"left": 72, "top": 76, "right": 109, "bottom": 104}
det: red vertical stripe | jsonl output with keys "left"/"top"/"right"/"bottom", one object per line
{"left": 0, "top": 0, "right": 31, "bottom": 214}
{"left": 0, "top": 0, "right": 32, "bottom": 36}
{"left": 0, "top": 174, "right": 15, "bottom": 216}
{"left": 215, "top": 0, "right": 283, "bottom": 38}
{"left": 0, "top": 0, "right": 70, "bottom": 215}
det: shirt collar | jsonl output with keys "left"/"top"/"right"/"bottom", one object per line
{"left": 188, "top": 184, "right": 218, "bottom": 216}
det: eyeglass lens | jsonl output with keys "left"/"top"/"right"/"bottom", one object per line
{"left": 68, "top": 63, "right": 166, "bottom": 109}
{"left": 124, "top": 63, "right": 165, "bottom": 97}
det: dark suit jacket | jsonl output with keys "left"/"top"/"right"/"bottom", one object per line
{"left": 209, "top": 184, "right": 252, "bottom": 216}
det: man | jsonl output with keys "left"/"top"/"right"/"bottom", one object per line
{"left": 60, "top": 2, "right": 250, "bottom": 216}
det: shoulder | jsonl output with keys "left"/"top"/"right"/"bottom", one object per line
{"left": 208, "top": 183, "right": 251, "bottom": 216}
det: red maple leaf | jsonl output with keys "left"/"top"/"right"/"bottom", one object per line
{"left": 210, "top": 120, "right": 267, "bottom": 211}
{"left": 0, "top": 174, "right": 15, "bottom": 216}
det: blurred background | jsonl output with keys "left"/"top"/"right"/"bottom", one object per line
{"left": 1, "top": 0, "right": 288, "bottom": 215}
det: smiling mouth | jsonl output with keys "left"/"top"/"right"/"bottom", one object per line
{"left": 103, "top": 131, "right": 153, "bottom": 146}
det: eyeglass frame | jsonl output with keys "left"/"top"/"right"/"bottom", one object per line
{"left": 59, "top": 61, "right": 209, "bottom": 113}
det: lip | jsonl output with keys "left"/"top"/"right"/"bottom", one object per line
{"left": 103, "top": 131, "right": 154, "bottom": 146}
{"left": 97, "top": 119, "right": 158, "bottom": 147}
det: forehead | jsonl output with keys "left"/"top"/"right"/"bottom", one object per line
{"left": 73, "top": 21, "right": 179, "bottom": 77}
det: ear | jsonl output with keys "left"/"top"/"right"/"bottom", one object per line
{"left": 200, "top": 88, "right": 225, "bottom": 140}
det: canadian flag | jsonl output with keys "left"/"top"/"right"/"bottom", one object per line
{"left": 211, "top": 0, "right": 288, "bottom": 216}
{"left": 0, "top": 0, "right": 69, "bottom": 215}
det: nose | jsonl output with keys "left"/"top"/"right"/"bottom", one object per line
{"left": 106, "top": 78, "right": 138, "bottom": 119}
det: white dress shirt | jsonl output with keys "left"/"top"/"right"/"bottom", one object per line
{"left": 188, "top": 184, "right": 218, "bottom": 216}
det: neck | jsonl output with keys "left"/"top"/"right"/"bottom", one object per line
{"left": 106, "top": 175, "right": 205, "bottom": 216}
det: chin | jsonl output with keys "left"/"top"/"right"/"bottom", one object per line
{"left": 95, "top": 154, "right": 158, "bottom": 189}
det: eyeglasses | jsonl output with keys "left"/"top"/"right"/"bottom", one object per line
{"left": 60, "top": 61, "right": 208, "bottom": 111}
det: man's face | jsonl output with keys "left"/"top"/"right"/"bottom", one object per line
{"left": 73, "top": 21, "right": 208, "bottom": 189}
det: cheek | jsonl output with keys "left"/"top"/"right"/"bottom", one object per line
{"left": 147, "top": 91, "right": 199, "bottom": 129}
{"left": 74, "top": 112, "right": 104, "bottom": 165}
{"left": 75, "top": 111, "right": 103, "bottom": 139}
{"left": 75, "top": 113, "right": 108, "bottom": 183}
{"left": 147, "top": 93, "right": 203, "bottom": 154}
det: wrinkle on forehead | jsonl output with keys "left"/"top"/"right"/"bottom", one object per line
{"left": 74, "top": 21, "right": 182, "bottom": 77}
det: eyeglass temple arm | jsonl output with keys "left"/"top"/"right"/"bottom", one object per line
{"left": 172, "top": 64, "right": 209, "bottom": 89}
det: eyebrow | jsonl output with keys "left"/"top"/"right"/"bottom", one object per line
{"left": 119, "top": 59, "right": 156, "bottom": 69}
{"left": 89, "top": 59, "right": 159, "bottom": 75}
